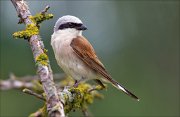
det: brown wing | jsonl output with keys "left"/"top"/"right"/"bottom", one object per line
{"left": 70, "top": 36, "right": 139, "bottom": 101}
{"left": 70, "top": 36, "right": 112, "bottom": 81}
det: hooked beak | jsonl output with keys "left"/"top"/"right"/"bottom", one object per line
{"left": 76, "top": 24, "right": 87, "bottom": 31}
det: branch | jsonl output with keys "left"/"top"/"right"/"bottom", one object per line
{"left": 10, "top": 0, "right": 65, "bottom": 116}
{"left": 0, "top": 73, "right": 65, "bottom": 82}
{"left": 82, "top": 108, "right": 91, "bottom": 117}
{"left": 1, "top": 73, "right": 104, "bottom": 116}
{"left": 25, "top": 84, "right": 103, "bottom": 116}
{"left": 0, "top": 73, "right": 33, "bottom": 90}
{"left": 41, "top": 5, "right": 50, "bottom": 14}
{"left": 0, "top": 73, "right": 74, "bottom": 93}
{"left": 23, "top": 88, "right": 45, "bottom": 101}
{"left": 0, "top": 73, "right": 66, "bottom": 91}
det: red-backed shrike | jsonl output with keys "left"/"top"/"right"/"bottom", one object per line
{"left": 51, "top": 15, "right": 139, "bottom": 101}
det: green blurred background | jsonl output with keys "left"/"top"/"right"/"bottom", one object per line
{"left": 0, "top": 0, "right": 179, "bottom": 117}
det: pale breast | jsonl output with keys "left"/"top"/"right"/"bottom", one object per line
{"left": 51, "top": 34, "right": 96, "bottom": 81}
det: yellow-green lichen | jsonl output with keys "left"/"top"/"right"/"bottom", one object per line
{"left": 64, "top": 83, "right": 100, "bottom": 114}
{"left": 43, "top": 48, "right": 48, "bottom": 54}
{"left": 29, "top": 104, "right": 47, "bottom": 117}
{"left": 30, "top": 13, "right": 53, "bottom": 25}
{"left": 13, "top": 12, "right": 53, "bottom": 40}
{"left": 13, "top": 24, "right": 39, "bottom": 39}
{"left": 32, "top": 80, "right": 44, "bottom": 93}
{"left": 36, "top": 53, "right": 49, "bottom": 66}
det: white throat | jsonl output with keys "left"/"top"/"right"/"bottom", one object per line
{"left": 51, "top": 28, "right": 82, "bottom": 44}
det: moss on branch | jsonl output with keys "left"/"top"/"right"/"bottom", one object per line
{"left": 30, "top": 13, "right": 53, "bottom": 25}
{"left": 32, "top": 80, "right": 44, "bottom": 93}
{"left": 13, "top": 24, "right": 39, "bottom": 39}
{"left": 35, "top": 53, "right": 49, "bottom": 66}
{"left": 64, "top": 84, "right": 93, "bottom": 113}
{"left": 13, "top": 11, "right": 53, "bottom": 40}
{"left": 59, "top": 83, "right": 104, "bottom": 114}
{"left": 28, "top": 78, "right": 104, "bottom": 116}
{"left": 1, "top": 73, "right": 105, "bottom": 116}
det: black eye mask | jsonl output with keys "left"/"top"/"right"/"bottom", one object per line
{"left": 58, "top": 22, "right": 83, "bottom": 30}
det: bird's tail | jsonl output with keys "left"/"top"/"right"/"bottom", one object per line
{"left": 109, "top": 78, "right": 140, "bottom": 101}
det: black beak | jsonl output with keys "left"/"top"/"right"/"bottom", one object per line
{"left": 76, "top": 24, "right": 87, "bottom": 30}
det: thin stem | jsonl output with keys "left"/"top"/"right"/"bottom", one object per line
{"left": 23, "top": 88, "right": 45, "bottom": 101}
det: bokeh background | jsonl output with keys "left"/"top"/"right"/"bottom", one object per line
{"left": 0, "top": 0, "right": 179, "bottom": 117}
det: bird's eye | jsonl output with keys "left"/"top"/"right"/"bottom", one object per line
{"left": 68, "top": 22, "right": 74, "bottom": 28}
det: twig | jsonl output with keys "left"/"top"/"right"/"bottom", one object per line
{"left": 41, "top": 5, "right": 50, "bottom": 14}
{"left": 23, "top": 88, "right": 45, "bottom": 101}
{"left": 0, "top": 73, "right": 33, "bottom": 90}
{"left": 6, "top": 73, "right": 65, "bottom": 82}
{"left": 0, "top": 73, "right": 66, "bottom": 91}
{"left": 30, "top": 109, "right": 43, "bottom": 117}
{"left": 29, "top": 105, "right": 47, "bottom": 117}
{"left": 10, "top": 0, "right": 65, "bottom": 116}
{"left": 82, "top": 109, "right": 90, "bottom": 117}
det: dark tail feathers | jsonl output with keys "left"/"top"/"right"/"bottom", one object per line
{"left": 111, "top": 79, "right": 140, "bottom": 101}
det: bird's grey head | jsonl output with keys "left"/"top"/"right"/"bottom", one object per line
{"left": 54, "top": 15, "right": 87, "bottom": 32}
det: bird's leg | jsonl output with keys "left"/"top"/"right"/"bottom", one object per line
{"left": 73, "top": 77, "right": 85, "bottom": 88}
{"left": 94, "top": 79, "right": 106, "bottom": 89}
{"left": 88, "top": 80, "right": 107, "bottom": 93}
{"left": 73, "top": 80, "right": 79, "bottom": 88}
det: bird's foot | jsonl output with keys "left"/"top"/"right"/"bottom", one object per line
{"left": 73, "top": 80, "right": 79, "bottom": 88}
{"left": 88, "top": 84, "right": 107, "bottom": 93}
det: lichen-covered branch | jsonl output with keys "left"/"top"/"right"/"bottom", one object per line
{"left": 10, "top": 0, "right": 65, "bottom": 116}
{"left": 27, "top": 83, "right": 103, "bottom": 116}
{"left": 0, "top": 73, "right": 104, "bottom": 116}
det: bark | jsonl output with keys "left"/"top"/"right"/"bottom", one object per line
{"left": 10, "top": 0, "right": 65, "bottom": 116}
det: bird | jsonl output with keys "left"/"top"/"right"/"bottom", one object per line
{"left": 51, "top": 15, "right": 139, "bottom": 101}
